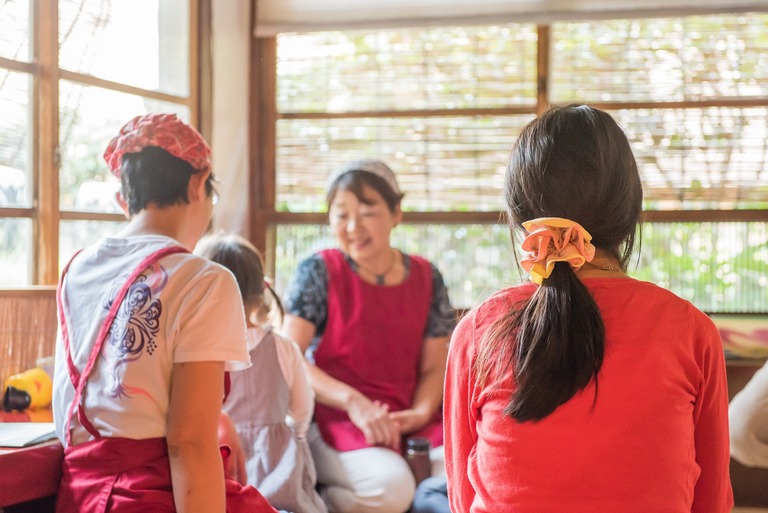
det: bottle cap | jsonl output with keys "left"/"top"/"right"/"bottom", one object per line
{"left": 3, "top": 386, "right": 31, "bottom": 411}
{"left": 406, "top": 437, "right": 431, "bottom": 452}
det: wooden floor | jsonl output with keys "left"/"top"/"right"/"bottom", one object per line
{"left": 733, "top": 508, "right": 768, "bottom": 512}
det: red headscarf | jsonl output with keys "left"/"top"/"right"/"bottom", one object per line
{"left": 103, "top": 113, "right": 211, "bottom": 177}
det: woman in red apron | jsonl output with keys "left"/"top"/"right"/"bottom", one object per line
{"left": 282, "top": 159, "right": 457, "bottom": 513}
{"left": 52, "top": 113, "right": 276, "bottom": 513}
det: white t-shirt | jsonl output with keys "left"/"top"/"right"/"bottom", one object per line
{"left": 53, "top": 234, "right": 250, "bottom": 446}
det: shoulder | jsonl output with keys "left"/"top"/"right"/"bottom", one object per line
{"left": 605, "top": 278, "right": 714, "bottom": 327}
{"left": 474, "top": 284, "right": 535, "bottom": 322}
{"left": 406, "top": 253, "right": 436, "bottom": 274}
{"left": 295, "top": 252, "right": 329, "bottom": 277}
{"left": 169, "top": 253, "right": 240, "bottom": 290}
{"left": 273, "top": 330, "right": 305, "bottom": 358}
{"left": 286, "top": 253, "right": 328, "bottom": 297}
{"left": 453, "top": 284, "right": 534, "bottom": 344}
{"left": 162, "top": 254, "right": 243, "bottom": 315}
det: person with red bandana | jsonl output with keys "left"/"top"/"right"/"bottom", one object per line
{"left": 52, "top": 113, "right": 277, "bottom": 513}
{"left": 282, "top": 159, "right": 456, "bottom": 513}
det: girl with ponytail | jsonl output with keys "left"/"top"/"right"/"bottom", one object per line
{"left": 444, "top": 105, "right": 732, "bottom": 512}
{"left": 196, "top": 233, "right": 327, "bottom": 513}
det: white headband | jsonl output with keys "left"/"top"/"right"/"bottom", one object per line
{"left": 328, "top": 159, "right": 402, "bottom": 196}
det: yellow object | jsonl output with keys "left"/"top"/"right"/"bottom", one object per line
{"left": 520, "top": 217, "right": 596, "bottom": 284}
{"left": 3, "top": 367, "right": 53, "bottom": 411}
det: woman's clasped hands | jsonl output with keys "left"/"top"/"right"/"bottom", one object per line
{"left": 346, "top": 392, "right": 430, "bottom": 451}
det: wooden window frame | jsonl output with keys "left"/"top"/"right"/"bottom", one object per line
{"left": 249, "top": 23, "right": 768, "bottom": 270}
{"left": 0, "top": 0, "right": 205, "bottom": 286}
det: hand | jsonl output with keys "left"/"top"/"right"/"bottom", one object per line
{"left": 389, "top": 408, "right": 430, "bottom": 435}
{"left": 346, "top": 394, "right": 401, "bottom": 451}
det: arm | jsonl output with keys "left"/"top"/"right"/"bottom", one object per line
{"left": 167, "top": 361, "right": 226, "bottom": 513}
{"left": 276, "top": 334, "right": 315, "bottom": 438}
{"left": 690, "top": 315, "right": 734, "bottom": 513}
{"left": 444, "top": 313, "right": 478, "bottom": 513}
{"left": 729, "top": 359, "right": 768, "bottom": 467}
{"left": 389, "top": 335, "right": 449, "bottom": 434}
{"left": 282, "top": 314, "right": 400, "bottom": 450}
{"left": 218, "top": 411, "right": 248, "bottom": 485}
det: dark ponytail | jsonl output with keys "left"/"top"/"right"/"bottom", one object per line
{"left": 505, "top": 264, "right": 603, "bottom": 421}
{"left": 475, "top": 104, "right": 642, "bottom": 423}
{"left": 263, "top": 280, "right": 285, "bottom": 326}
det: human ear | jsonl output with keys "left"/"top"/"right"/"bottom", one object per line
{"left": 188, "top": 169, "right": 212, "bottom": 202}
{"left": 114, "top": 191, "right": 130, "bottom": 218}
{"left": 392, "top": 204, "right": 403, "bottom": 227}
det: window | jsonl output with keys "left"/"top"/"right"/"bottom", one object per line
{"left": 266, "top": 14, "right": 768, "bottom": 312}
{"left": 0, "top": 0, "right": 199, "bottom": 286}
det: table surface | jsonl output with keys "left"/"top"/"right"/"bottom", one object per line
{"left": 0, "top": 408, "right": 62, "bottom": 507}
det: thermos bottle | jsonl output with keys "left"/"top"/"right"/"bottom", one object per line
{"left": 405, "top": 437, "right": 432, "bottom": 485}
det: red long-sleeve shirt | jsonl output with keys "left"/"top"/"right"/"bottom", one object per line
{"left": 445, "top": 277, "right": 733, "bottom": 513}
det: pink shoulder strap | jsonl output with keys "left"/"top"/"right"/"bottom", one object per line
{"left": 57, "top": 245, "right": 189, "bottom": 447}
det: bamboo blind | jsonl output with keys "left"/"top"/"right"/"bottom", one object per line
{"left": 0, "top": 287, "right": 57, "bottom": 384}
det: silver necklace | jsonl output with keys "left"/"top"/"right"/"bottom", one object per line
{"left": 354, "top": 250, "right": 396, "bottom": 285}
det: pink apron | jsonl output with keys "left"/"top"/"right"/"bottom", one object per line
{"left": 55, "top": 246, "right": 276, "bottom": 513}
{"left": 313, "top": 249, "right": 443, "bottom": 452}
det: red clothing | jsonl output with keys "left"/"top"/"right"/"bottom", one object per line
{"left": 56, "top": 248, "right": 276, "bottom": 513}
{"left": 56, "top": 437, "right": 276, "bottom": 513}
{"left": 314, "top": 248, "right": 442, "bottom": 451}
{"left": 445, "top": 277, "right": 733, "bottom": 513}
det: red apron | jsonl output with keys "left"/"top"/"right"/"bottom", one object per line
{"left": 56, "top": 246, "right": 276, "bottom": 513}
{"left": 313, "top": 248, "right": 443, "bottom": 452}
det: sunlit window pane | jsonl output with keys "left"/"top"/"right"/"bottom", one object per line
{"left": 0, "top": 0, "right": 31, "bottom": 62}
{"left": 276, "top": 221, "right": 768, "bottom": 312}
{"left": 58, "top": 0, "right": 190, "bottom": 96}
{"left": 551, "top": 15, "right": 768, "bottom": 102}
{"left": 274, "top": 223, "right": 518, "bottom": 309}
{"left": 58, "top": 81, "right": 190, "bottom": 212}
{"left": 277, "top": 25, "right": 537, "bottom": 113}
{"left": 609, "top": 107, "right": 768, "bottom": 209}
{"left": 59, "top": 220, "right": 128, "bottom": 268}
{"left": 276, "top": 115, "right": 532, "bottom": 212}
{"left": 0, "top": 218, "right": 32, "bottom": 286}
{"left": 0, "top": 69, "right": 32, "bottom": 208}
{"left": 635, "top": 222, "right": 768, "bottom": 313}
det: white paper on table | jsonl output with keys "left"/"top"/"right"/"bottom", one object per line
{"left": 0, "top": 422, "right": 57, "bottom": 448}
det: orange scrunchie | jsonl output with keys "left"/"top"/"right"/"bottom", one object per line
{"left": 520, "top": 217, "right": 596, "bottom": 284}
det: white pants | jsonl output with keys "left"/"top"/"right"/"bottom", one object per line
{"left": 308, "top": 424, "right": 445, "bottom": 513}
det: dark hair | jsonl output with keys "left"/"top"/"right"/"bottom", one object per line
{"left": 120, "top": 146, "right": 214, "bottom": 215}
{"left": 326, "top": 170, "right": 404, "bottom": 213}
{"left": 476, "top": 104, "right": 643, "bottom": 422}
{"left": 195, "top": 233, "right": 284, "bottom": 323}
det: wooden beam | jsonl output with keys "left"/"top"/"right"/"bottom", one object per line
{"left": 197, "top": 0, "right": 213, "bottom": 139}
{"left": 262, "top": 209, "right": 768, "bottom": 225}
{"left": 34, "top": 0, "right": 59, "bottom": 285}
{"left": 536, "top": 24, "right": 549, "bottom": 116}
{"left": 641, "top": 209, "right": 768, "bottom": 223}
{"left": 279, "top": 105, "right": 537, "bottom": 120}
{"left": 0, "top": 208, "right": 35, "bottom": 218}
{"left": 249, "top": 37, "right": 278, "bottom": 254}
{"left": 58, "top": 211, "right": 126, "bottom": 222}
{"left": 188, "top": 0, "right": 200, "bottom": 127}
{"left": 277, "top": 98, "right": 768, "bottom": 121}
{"left": 0, "top": 56, "right": 36, "bottom": 74}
